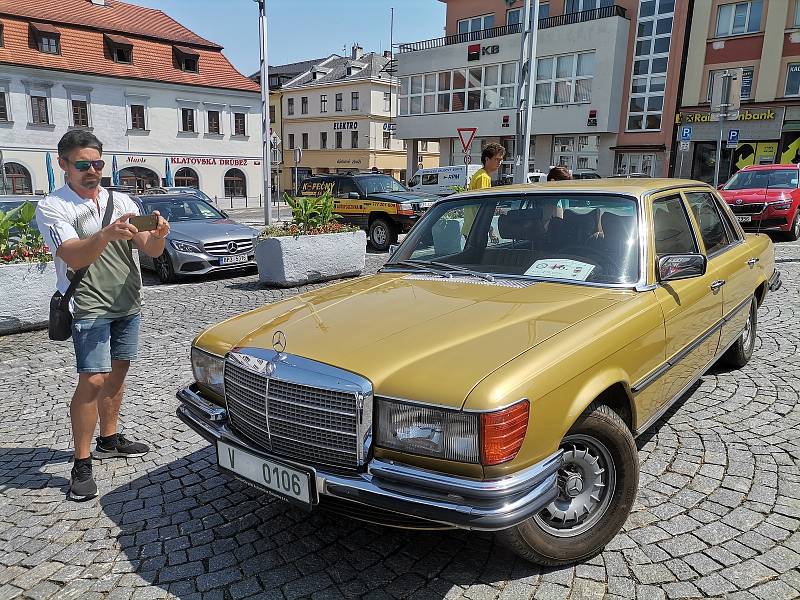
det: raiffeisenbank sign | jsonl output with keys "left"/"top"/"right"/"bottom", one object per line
{"left": 675, "top": 108, "right": 778, "bottom": 123}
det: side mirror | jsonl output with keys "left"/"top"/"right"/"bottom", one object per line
{"left": 658, "top": 254, "right": 707, "bottom": 282}
{"left": 388, "top": 244, "right": 399, "bottom": 257}
{"left": 348, "top": 191, "right": 361, "bottom": 199}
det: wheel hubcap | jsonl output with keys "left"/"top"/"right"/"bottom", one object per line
{"left": 159, "top": 257, "right": 170, "bottom": 279}
{"left": 742, "top": 305, "right": 754, "bottom": 347}
{"left": 535, "top": 434, "right": 616, "bottom": 537}
{"left": 373, "top": 225, "right": 387, "bottom": 246}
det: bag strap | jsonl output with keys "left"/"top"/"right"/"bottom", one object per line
{"left": 62, "top": 191, "right": 115, "bottom": 303}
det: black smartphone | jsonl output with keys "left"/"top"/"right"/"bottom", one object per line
{"left": 129, "top": 214, "right": 159, "bottom": 232}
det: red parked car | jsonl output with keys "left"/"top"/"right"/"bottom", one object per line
{"left": 719, "top": 164, "right": 800, "bottom": 241}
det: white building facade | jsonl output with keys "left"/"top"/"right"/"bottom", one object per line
{"left": 0, "top": 1, "right": 261, "bottom": 200}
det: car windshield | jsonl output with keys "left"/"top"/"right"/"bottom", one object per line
{"left": 385, "top": 193, "right": 639, "bottom": 285}
{"left": 358, "top": 175, "right": 407, "bottom": 194}
{"left": 142, "top": 198, "right": 224, "bottom": 222}
{"left": 724, "top": 169, "right": 798, "bottom": 190}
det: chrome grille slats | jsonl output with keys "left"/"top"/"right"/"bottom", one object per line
{"left": 224, "top": 353, "right": 369, "bottom": 470}
{"left": 204, "top": 238, "right": 254, "bottom": 256}
{"left": 729, "top": 203, "right": 766, "bottom": 215}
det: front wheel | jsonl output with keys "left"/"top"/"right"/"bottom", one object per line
{"left": 156, "top": 252, "right": 177, "bottom": 284}
{"left": 368, "top": 218, "right": 396, "bottom": 251}
{"left": 786, "top": 213, "right": 800, "bottom": 242}
{"left": 721, "top": 296, "right": 757, "bottom": 368}
{"left": 498, "top": 403, "right": 639, "bottom": 566}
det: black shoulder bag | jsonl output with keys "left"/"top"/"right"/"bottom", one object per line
{"left": 48, "top": 192, "right": 115, "bottom": 341}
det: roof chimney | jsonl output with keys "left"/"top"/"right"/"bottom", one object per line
{"left": 383, "top": 50, "right": 392, "bottom": 59}
{"left": 351, "top": 43, "right": 363, "bottom": 60}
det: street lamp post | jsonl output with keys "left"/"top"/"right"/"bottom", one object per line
{"left": 255, "top": 0, "right": 273, "bottom": 226}
{"left": 514, "top": 0, "right": 540, "bottom": 184}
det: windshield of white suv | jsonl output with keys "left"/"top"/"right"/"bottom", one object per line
{"left": 385, "top": 194, "right": 639, "bottom": 285}
{"left": 724, "top": 169, "right": 798, "bottom": 190}
{"left": 142, "top": 198, "right": 224, "bottom": 222}
{"left": 358, "top": 175, "right": 408, "bottom": 194}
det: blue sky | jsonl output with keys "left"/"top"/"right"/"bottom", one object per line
{"left": 133, "top": 0, "right": 447, "bottom": 76}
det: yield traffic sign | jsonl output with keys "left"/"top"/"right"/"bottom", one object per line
{"left": 457, "top": 127, "right": 477, "bottom": 153}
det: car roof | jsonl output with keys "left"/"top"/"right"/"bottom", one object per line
{"left": 459, "top": 178, "right": 710, "bottom": 197}
{"left": 139, "top": 193, "right": 210, "bottom": 201}
{"left": 737, "top": 163, "right": 799, "bottom": 172}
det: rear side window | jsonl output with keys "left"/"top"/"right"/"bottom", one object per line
{"left": 713, "top": 195, "right": 742, "bottom": 242}
{"left": 685, "top": 191, "right": 731, "bottom": 255}
{"left": 337, "top": 178, "right": 359, "bottom": 197}
{"left": 422, "top": 173, "right": 438, "bottom": 185}
{"left": 653, "top": 195, "right": 698, "bottom": 256}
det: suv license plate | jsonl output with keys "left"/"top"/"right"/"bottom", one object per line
{"left": 217, "top": 441, "right": 313, "bottom": 507}
{"left": 736, "top": 216, "right": 752, "bottom": 223}
{"left": 220, "top": 254, "right": 249, "bottom": 265}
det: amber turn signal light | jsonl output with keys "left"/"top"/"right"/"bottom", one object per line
{"left": 480, "top": 400, "right": 529, "bottom": 466}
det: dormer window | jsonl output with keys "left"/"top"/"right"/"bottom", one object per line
{"left": 30, "top": 22, "right": 60, "bottom": 54}
{"left": 104, "top": 33, "right": 133, "bottom": 64}
{"left": 345, "top": 61, "right": 366, "bottom": 77}
{"left": 173, "top": 45, "right": 199, "bottom": 73}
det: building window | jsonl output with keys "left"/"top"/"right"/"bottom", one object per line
{"left": 351, "top": 130, "right": 358, "bottom": 149}
{"left": 553, "top": 135, "right": 599, "bottom": 171}
{"left": 174, "top": 167, "right": 199, "bottom": 188}
{"left": 615, "top": 153, "right": 655, "bottom": 176}
{"left": 31, "top": 95, "right": 49, "bottom": 125}
{"left": 105, "top": 34, "right": 134, "bottom": 64}
{"left": 383, "top": 92, "right": 391, "bottom": 112}
{"left": 4, "top": 163, "right": 32, "bottom": 195}
{"left": 234, "top": 112, "right": 246, "bottom": 136}
{"left": 335, "top": 131, "right": 342, "bottom": 149}
{"left": 508, "top": 4, "right": 552, "bottom": 25}
{"left": 224, "top": 168, "right": 246, "bottom": 198}
{"left": 0, "top": 93, "right": 8, "bottom": 122}
{"left": 715, "top": 0, "right": 762, "bottom": 37}
{"left": 302, "top": 132, "right": 308, "bottom": 149}
{"left": 457, "top": 14, "right": 494, "bottom": 34}
{"left": 320, "top": 131, "right": 328, "bottom": 149}
{"left": 795, "top": 0, "right": 800, "bottom": 27}
{"left": 626, "top": 0, "right": 673, "bottom": 131}
{"left": 351, "top": 92, "right": 359, "bottom": 111}
{"left": 180, "top": 107, "right": 195, "bottom": 132}
{"left": 786, "top": 64, "right": 800, "bottom": 96}
{"left": 207, "top": 110, "right": 221, "bottom": 134}
{"left": 174, "top": 46, "right": 200, "bottom": 73}
{"left": 269, "top": 105, "right": 275, "bottom": 123}
{"left": 112, "top": 46, "right": 132, "bottom": 64}
{"left": 287, "top": 98, "right": 294, "bottom": 115}
{"left": 399, "top": 63, "right": 517, "bottom": 115}
{"left": 130, "top": 104, "right": 146, "bottom": 130}
{"left": 320, "top": 94, "right": 327, "bottom": 113}
{"left": 288, "top": 133, "right": 295, "bottom": 149}
{"left": 535, "top": 52, "right": 595, "bottom": 105}
{"left": 301, "top": 96, "right": 308, "bottom": 114}
{"left": 383, "top": 131, "right": 391, "bottom": 149}
{"left": 72, "top": 100, "right": 89, "bottom": 127}
{"left": 37, "top": 35, "right": 59, "bottom": 54}
{"left": 707, "top": 67, "right": 754, "bottom": 102}
{"left": 335, "top": 93, "right": 343, "bottom": 111}
{"left": 566, "top": 0, "right": 614, "bottom": 13}
{"left": 419, "top": 141, "right": 429, "bottom": 152}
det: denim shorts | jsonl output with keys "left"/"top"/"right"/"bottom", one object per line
{"left": 72, "top": 313, "right": 141, "bottom": 373}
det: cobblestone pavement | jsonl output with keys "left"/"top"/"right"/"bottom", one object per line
{"left": 1, "top": 244, "right": 799, "bottom": 600}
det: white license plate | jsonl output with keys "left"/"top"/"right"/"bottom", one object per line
{"left": 217, "top": 441, "right": 313, "bottom": 506}
{"left": 737, "top": 215, "right": 752, "bottom": 223}
{"left": 220, "top": 254, "right": 249, "bottom": 265}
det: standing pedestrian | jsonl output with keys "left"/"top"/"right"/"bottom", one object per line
{"left": 463, "top": 143, "right": 505, "bottom": 242}
{"left": 547, "top": 165, "right": 573, "bottom": 181}
{"left": 35, "top": 130, "right": 170, "bottom": 501}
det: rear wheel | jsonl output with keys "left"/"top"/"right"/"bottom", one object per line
{"left": 368, "top": 218, "right": 396, "bottom": 251}
{"left": 498, "top": 403, "right": 639, "bottom": 566}
{"left": 156, "top": 252, "right": 177, "bottom": 284}
{"left": 786, "top": 213, "right": 800, "bottom": 242}
{"left": 721, "top": 296, "right": 757, "bottom": 368}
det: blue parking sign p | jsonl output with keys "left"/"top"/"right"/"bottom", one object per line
{"left": 680, "top": 126, "right": 692, "bottom": 141}
{"left": 728, "top": 129, "right": 740, "bottom": 144}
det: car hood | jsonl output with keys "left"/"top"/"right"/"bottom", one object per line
{"left": 196, "top": 273, "right": 629, "bottom": 409}
{"left": 168, "top": 219, "right": 257, "bottom": 243}
{"left": 721, "top": 188, "right": 791, "bottom": 203}
{"left": 369, "top": 191, "right": 440, "bottom": 203}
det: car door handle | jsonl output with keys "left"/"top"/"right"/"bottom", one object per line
{"left": 710, "top": 279, "right": 726, "bottom": 292}
{"left": 747, "top": 257, "right": 759, "bottom": 268}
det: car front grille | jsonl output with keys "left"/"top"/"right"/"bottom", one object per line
{"left": 224, "top": 352, "right": 370, "bottom": 470}
{"left": 729, "top": 203, "right": 766, "bottom": 215}
{"left": 204, "top": 238, "right": 253, "bottom": 256}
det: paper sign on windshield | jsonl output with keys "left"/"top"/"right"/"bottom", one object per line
{"left": 525, "top": 259, "right": 595, "bottom": 281}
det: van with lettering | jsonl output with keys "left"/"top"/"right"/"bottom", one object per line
{"left": 408, "top": 165, "right": 483, "bottom": 196}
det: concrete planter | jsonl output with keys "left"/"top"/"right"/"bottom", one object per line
{"left": 0, "top": 261, "right": 56, "bottom": 335}
{"left": 255, "top": 230, "right": 367, "bottom": 287}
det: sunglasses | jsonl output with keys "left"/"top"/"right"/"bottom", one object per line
{"left": 71, "top": 159, "right": 105, "bottom": 172}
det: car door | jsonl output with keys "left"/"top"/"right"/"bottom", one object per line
{"left": 650, "top": 192, "right": 723, "bottom": 410}
{"left": 684, "top": 190, "right": 755, "bottom": 353}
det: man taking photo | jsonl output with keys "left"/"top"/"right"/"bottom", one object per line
{"left": 36, "top": 130, "right": 169, "bottom": 501}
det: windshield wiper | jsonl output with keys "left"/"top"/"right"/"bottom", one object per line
{"left": 383, "top": 260, "right": 452, "bottom": 278}
{"left": 404, "top": 259, "right": 495, "bottom": 282}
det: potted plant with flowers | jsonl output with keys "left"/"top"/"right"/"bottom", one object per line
{"left": 0, "top": 201, "right": 55, "bottom": 334}
{"left": 255, "top": 191, "right": 366, "bottom": 287}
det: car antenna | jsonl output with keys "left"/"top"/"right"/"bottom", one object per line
{"left": 755, "top": 167, "right": 769, "bottom": 237}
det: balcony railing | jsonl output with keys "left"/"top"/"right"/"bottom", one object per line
{"left": 397, "top": 5, "right": 627, "bottom": 54}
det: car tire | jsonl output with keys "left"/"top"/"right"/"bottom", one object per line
{"left": 368, "top": 218, "right": 396, "bottom": 251}
{"left": 156, "top": 252, "right": 177, "bottom": 284}
{"left": 498, "top": 403, "right": 639, "bottom": 566}
{"left": 786, "top": 214, "right": 800, "bottom": 242}
{"left": 721, "top": 296, "right": 757, "bottom": 368}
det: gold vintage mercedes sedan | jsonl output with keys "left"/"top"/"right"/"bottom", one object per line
{"left": 178, "top": 179, "right": 780, "bottom": 565}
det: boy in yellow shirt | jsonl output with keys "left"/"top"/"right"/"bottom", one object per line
{"left": 463, "top": 143, "right": 505, "bottom": 239}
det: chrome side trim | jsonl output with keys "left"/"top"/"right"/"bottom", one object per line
{"left": 631, "top": 294, "right": 753, "bottom": 394}
{"left": 178, "top": 384, "right": 227, "bottom": 421}
{"left": 768, "top": 269, "right": 782, "bottom": 292}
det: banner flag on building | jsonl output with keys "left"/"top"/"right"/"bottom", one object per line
{"left": 45, "top": 152, "right": 56, "bottom": 193}
{"left": 165, "top": 157, "right": 174, "bottom": 186}
{"left": 112, "top": 155, "right": 120, "bottom": 186}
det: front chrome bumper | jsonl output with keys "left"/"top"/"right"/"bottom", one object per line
{"left": 177, "top": 384, "right": 561, "bottom": 531}
{"left": 769, "top": 268, "right": 782, "bottom": 292}
{"left": 170, "top": 248, "right": 256, "bottom": 276}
